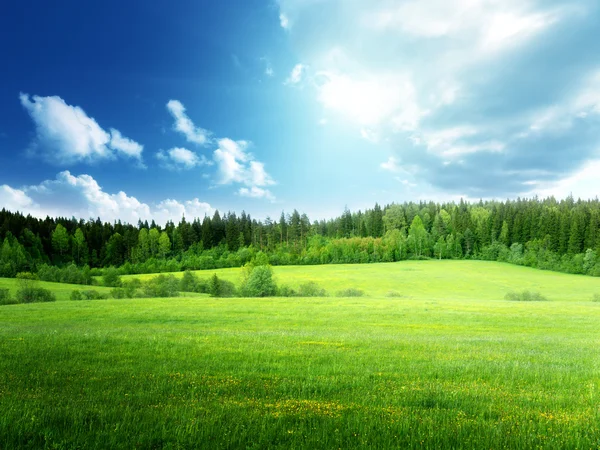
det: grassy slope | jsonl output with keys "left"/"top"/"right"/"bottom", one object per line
{"left": 0, "top": 278, "right": 114, "bottom": 302}
{"left": 1, "top": 261, "right": 600, "bottom": 448}
{"left": 124, "top": 260, "right": 600, "bottom": 301}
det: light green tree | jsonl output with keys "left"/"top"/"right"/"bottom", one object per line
{"left": 51, "top": 224, "right": 69, "bottom": 257}
{"left": 158, "top": 231, "right": 171, "bottom": 259}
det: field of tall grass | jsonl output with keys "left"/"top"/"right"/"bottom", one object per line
{"left": 1, "top": 261, "right": 600, "bottom": 448}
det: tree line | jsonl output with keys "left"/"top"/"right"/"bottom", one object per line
{"left": 2, "top": 195, "right": 600, "bottom": 278}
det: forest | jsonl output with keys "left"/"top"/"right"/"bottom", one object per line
{"left": 1, "top": 195, "right": 600, "bottom": 280}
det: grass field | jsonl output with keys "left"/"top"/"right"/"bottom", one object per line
{"left": 0, "top": 278, "right": 114, "bottom": 302}
{"left": 125, "top": 260, "right": 600, "bottom": 301}
{"left": 1, "top": 261, "right": 600, "bottom": 448}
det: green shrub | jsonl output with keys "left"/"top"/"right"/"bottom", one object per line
{"left": 0, "top": 288, "right": 18, "bottom": 306}
{"left": 298, "top": 282, "right": 327, "bottom": 297}
{"left": 142, "top": 275, "right": 180, "bottom": 298}
{"left": 277, "top": 284, "right": 298, "bottom": 297}
{"left": 386, "top": 290, "right": 406, "bottom": 298}
{"left": 242, "top": 265, "right": 277, "bottom": 297}
{"left": 336, "top": 288, "right": 365, "bottom": 298}
{"left": 16, "top": 272, "right": 38, "bottom": 281}
{"left": 110, "top": 288, "right": 130, "bottom": 299}
{"left": 208, "top": 274, "right": 236, "bottom": 298}
{"left": 102, "top": 267, "right": 122, "bottom": 287}
{"left": 16, "top": 287, "right": 56, "bottom": 303}
{"left": 180, "top": 270, "right": 201, "bottom": 292}
{"left": 505, "top": 290, "right": 548, "bottom": 302}
{"left": 81, "top": 290, "right": 107, "bottom": 301}
{"left": 121, "top": 281, "right": 140, "bottom": 298}
{"left": 592, "top": 293, "right": 600, "bottom": 302}
{"left": 70, "top": 290, "right": 83, "bottom": 301}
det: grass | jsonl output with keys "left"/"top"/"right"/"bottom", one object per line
{"left": 123, "top": 260, "right": 600, "bottom": 301}
{"left": 1, "top": 261, "right": 600, "bottom": 448}
{"left": 0, "top": 278, "right": 114, "bottom": 302}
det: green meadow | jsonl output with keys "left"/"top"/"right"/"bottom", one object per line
{"left": 2, "top": 261, "right": 600, "bottom": 449}
{"left": 0, "top": 278, "right": 114, "bottom": 302}
{"left": 125, "top": 260, "right": 600, "bottom": 301}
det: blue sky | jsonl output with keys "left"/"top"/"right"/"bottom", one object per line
{"left": 1, "top": 0, "right": 600, "bottom": 224}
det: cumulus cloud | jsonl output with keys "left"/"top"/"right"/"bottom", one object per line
{"left": 0, "top": 185, "right": 36, "bottom": 212}
{"left": 213, "top": 138, "right": 276, "bottom": 201}
{"left": 166, "top": 100, "right": 211, "bottom": 146}
{"left": 163, "top": 99, "right": 277, "bottom": 201}
{"left": 156, "top": 147, "right": 213, "bottom": 170}
{"left": 19, "top": 93, "right": 144, "bottom": 165}
{"left": 1, "top": 172, "right": 213, "bottom": 226}
{"left": 277, "top": 0, "right": 600, "bottom": 198}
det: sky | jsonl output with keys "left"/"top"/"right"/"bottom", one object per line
{"left": 1, "top": 0, "right": 600, "bottom": 225}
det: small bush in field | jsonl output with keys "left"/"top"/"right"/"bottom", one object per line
{"left": 70, "top": 290, "right": 83, "bottom": 301}
{"left": 0, "top": 288, "right": 18, "bottom": 306}
{"left": 102, "top": 267, "right": 122, "bottom": 288}
{"left": 180, "top": 270, "right": 200, "bottom": 292}
{"left": 592, "top": 293, "right": 600, "bottom": 302}
{"left": 336, "top": 288, "right": 365, "bottom": 298}
{"left": 16, "top": 287, "right": 56, "bottom": 303}
{"left": 209, "top": 274, "right": 236, "bottom": 298}
{"left": 242, "top": 265, "right": 277, "bottom": 297}
{"left": 298, "top": 282, "right": 328, "bottom": 297}
{"left": 110, "top": 288, "right": 129, "bottom": 299}
{"left": 81, "top": 290, "right": 107, "bottom": 301}
{"left": 277, "top": 285, "right": 297, "bottom": 297}
{"left": 142, "top": 275, "right": 180, "bottom": 298}
{"left": 505, "top": 290, "right": 548, "bottom": 302}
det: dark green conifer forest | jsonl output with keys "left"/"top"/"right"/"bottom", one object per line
{"left": 2, "top": 195, "right": 600, "bottom": 280}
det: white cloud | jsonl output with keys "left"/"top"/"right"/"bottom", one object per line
{"left": 367, "top": 0, "right": 559, "bottom": 52}
{"left": 277, "top": 0, "right": 595, "bottom": 198}
{"left": 285, "top": 64, "right": 307, "bottom": 85}
{"left": 213, "top": 138, "right": 276, "bottom": 200}
{"left": 239, "top": 186, "right": 276, "bottom": 202}
{"left": 1, "top": 171, "right": 213, "bottom": 226}
{"left": 166, "top": 100, "right": 210, "bottom": 146}
{"left": 109, "top": 129, "right": 144, "bottom": 160}
{"left": 20, "top": 93, "right": 144, "bottom": 165}
{"left": 317, "top": 71, "right": 423, "bottom": 128}
{"left": 156, "top": 147, "right": 212, "bottom": 170}
{"left": 248, "top": 161, "right": 275, "bottom": 187}
{"left": 280, "top": 13, "right": 290, "bottom": 29}
{"left": 530, "top": 160, "right": 600, "bottom": 200}
{"left": 0, "top": 185, "right": 36, "bottom": 212}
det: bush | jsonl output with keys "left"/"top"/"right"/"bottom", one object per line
{"left": 336, "top": 288, "right": 365, "bottom": 297}
{"left": 592, "top": 293, "right": 600, "bottom": 302}
{"left": 505, "top": 290, "right": 548, "bottom": 302}
{"left": 121, "top": 280, "right": 141, "bottom": 298}
{"left": 242, "top": 265, "right": 277, "bottom": 297}
{"left": 0, "top": 288, "right": 17, "bottom": 306}
{"left": 208, "top": 274, "right": 236, "bottom": 298}
{"left": 102, "top": 267, "right": 122, "bottom": 287}
{"left": 180, "top": 270, "right": 201, "bottom": 292}
{"left": 16, "top": 272, "right": 38, "bottom": 281}
{"left": 81, "top": 290, "right": 107, "bottom": 300}
{"left": 277, "top": 284, "right": 298, "bottom": 297}
{"left": 109, "top": 288, "right": 124, "bottom": 299}
{"left": 70, "top": 290, "right": 83, "bottom": 301}
{"left": 298, "top": 282, "right": 327, "bottom": 297}
{"left": 16, "top": 287, "right": 56, "bottom": 303}
{"left": 142, "top": 275, "right": 180, "bottom": 298}
{"left": 386, "top": 290, "right": 407, "bottom": 298}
